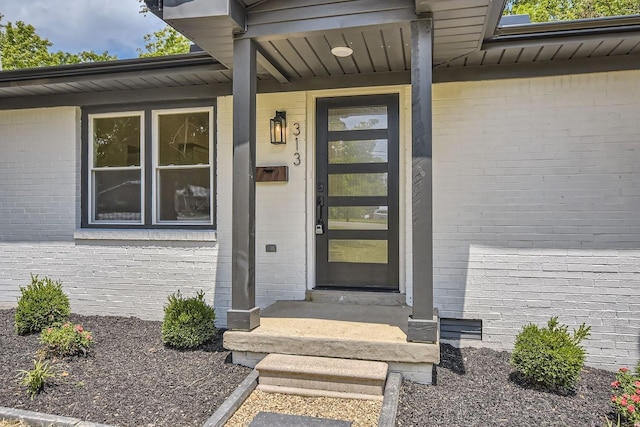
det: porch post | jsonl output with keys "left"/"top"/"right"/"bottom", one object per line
{"left": 227, "top": 37, "right": 260, "bottom": 331}
{"left": 408, "top": 16, "right": 438, "bottom": 343}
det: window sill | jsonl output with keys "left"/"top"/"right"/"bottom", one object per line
{"left": 73, "top": 229, "right": 217, "bottom": 242}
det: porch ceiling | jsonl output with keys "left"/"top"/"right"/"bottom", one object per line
{"left": 162, "top": 0, "right": 496, "bottom": 80}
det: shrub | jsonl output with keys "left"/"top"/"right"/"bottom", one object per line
{"left": 610, "top": 366, "right": 640, "bottom": 427}
{"left": 511, "top": 316, "right": 591, "bottom": 392}
{"left": 17, "top": 358, "right": 55, "bottom": 399}
{"left": 40, "top": 322, "right": 94, "bottom": 357}
{"left": 15, "top": 275, "right": 71, "bottom": 335}
{"left": 161, "top": 290, "right": 216, "bottom": 349}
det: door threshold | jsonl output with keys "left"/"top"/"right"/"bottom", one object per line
{"left": 313, "top": 286, "right": 399, "bottom": 293}
{"left": 306, "top": 289, "right": 406, "bottom": 306}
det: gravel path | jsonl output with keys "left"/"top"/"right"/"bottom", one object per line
{"left": 0, "top": 309, "right": 251, "bottom": 427}
{"left": 225, "top": 390, "right": 381, "bottom": 427}
{"left": 397, "top": 344, "right": 616, "bottom": 427}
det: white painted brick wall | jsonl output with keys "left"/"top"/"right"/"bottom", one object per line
{"left": 0, "top": 107, "right": 220, "bottom": 322}
{"left": 0, "top": 107, "right": 77, "bottom": 241}
{"left": 1, "top": 72, "right": 638, "bottom": 370}
{"left": 0, "top": 96, "right": 307, "bottom": 326}
{"left": 432, "top": 70, "right": 640, "bottom": 370}
{"left": 188, "top": 93, "right": 309, "bottom": 324}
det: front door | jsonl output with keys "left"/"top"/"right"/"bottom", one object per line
{"left": 315, "top": 94, "right": 399, "bottom": 290}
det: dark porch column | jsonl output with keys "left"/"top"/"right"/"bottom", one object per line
{"left": 408, "top": 17, "right": 438, "bottom": 343}
{"left": 227, "top": 37, "right": 260, "bottom": 331}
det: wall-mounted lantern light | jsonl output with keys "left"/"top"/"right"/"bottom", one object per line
{"left": 270, "top": 111, "right": 287, "bottom": 145}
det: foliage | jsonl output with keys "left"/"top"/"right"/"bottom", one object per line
{"left": 503, "top": 0, "right": 640, "bottom": 23}
{"left": 161, "top": 290, "right": 216, "bottom": 349}
{"left": 15, "top": 275, "right": 71, "bottom": 335}
{"left": 511, "top": 316, "right": 591, "bottom": 391}
{"left": 0, "top": 15, "right": 114, "bottom": 70}
{"left": 137, "top": 27, "right": 191, "bottom": 58}
{"left": 93, "top": 115, "right": 142, "bottom": 167}
{"left": 605, "top": 414, "right": 623, "bottom": 427}
{"left": 40, "top": 322, "right": 94, "bottom": 357}
{"left": 610, "top": 366, "right": 640, "bottom": 427}
{"left": 1, "top": 10, "right": 189, "bottom": 70}
{"left": 17, "top": 358, "right": 55, "bottom": 399}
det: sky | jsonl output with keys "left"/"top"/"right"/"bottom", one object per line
{"left": 0, "top": 0, "right": 167, "bottom": 59}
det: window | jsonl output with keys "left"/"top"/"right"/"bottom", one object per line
{"left": 85, "top": 105, "right": 215, "bottom": 228}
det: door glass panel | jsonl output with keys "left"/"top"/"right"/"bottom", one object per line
{"left": 328, "top": 173, "right": 387, "bottom": 197}
{"left": 328, "top": 106, "right": 387, "bottom": 131}
{"left": 329, "top": 240, "right": 388, "bottom": 264}
{"left": 158, "top": 111, "right": 210, "bottom": 166}
{"left": 329, "top": 139, "right": 388, "bottom": 164}
{"left": 328, "top": 206, "right": 388, "bottom": 230}
{"left": 93, "top": 116, "right": 141, "bottom": 167}
{"left": 157, "top": 168, "right": 211, "bottom": 222}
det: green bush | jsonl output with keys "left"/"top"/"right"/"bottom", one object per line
{"left": 40, "top": 322, "right": 94, "bottom": 357}
{"left": 17, "top": 358, "right": 55, "bottom": 399}
{"left": 161, "top": 290, "right": 216, "bottom": 349}
{"left": 511, "top": 316, "right": 591, "bottom": 392}
{"left": 15, "top": 275, "right": 70, "bottom": 335}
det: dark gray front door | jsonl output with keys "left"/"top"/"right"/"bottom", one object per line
{"left": 315, "top": 94, "right": 399, "bottom": 290}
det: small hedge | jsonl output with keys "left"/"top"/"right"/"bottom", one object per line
{"left": 15, "top": 275, "right": 71, "bottom": 335}
{"left": 40, "top": 322, "right": 94, "bottom": 358}
{"left": 161, "top": 290, "right": 216, "bottom": 349}
{"left": 511, "top": 316, "right": 590, "bottom": 392}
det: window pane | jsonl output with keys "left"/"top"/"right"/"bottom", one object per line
{"left": 93, "top": 116, "right": 141, "bottom": 167}
{"left": 329, "top": 240, "right": 388, "bottom": 264}
{"left": 328, "top": 106, "right": 387, "bottom": 131}
{"left": 158, "top": 168, "right": 211, "bottom": 222}
{"left": 158, "top": 112, "right": 210, "bottom": 166}
{"left": 328, "top": 206, "right": 388, "bottom": 230}
{"left": 93, "top": 170, "right": 141, "bottom": 222}
{"left": 329, "top": 139, "right": 387, "bottom": 164}
{"left": 328, "top": 173, "right": 387, "bottom": 197}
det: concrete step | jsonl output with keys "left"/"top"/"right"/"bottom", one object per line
{"left": 255, "top": 354, "right": 388, "bottom": 400}
{"left": 224, "top": 300, "right": 439, "bottom": 384}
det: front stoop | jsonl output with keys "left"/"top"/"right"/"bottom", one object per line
{"left": 255, "top": 354, "right": 387, "bottom": 400}
{"left": 224, "top": 300, "right": 439, "bottom": 384}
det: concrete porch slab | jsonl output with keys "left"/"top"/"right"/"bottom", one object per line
{"left": 224, "top": 301, "right": 439, "bottom": 383}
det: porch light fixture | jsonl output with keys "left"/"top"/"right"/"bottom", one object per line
{"left": 270, "top": 111, "right": 287, "bottom": 145}
{"left": 331, "top": 46, "right": 353, "bottom": 57}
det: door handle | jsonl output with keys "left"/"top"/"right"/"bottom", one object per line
{"left": 316, "top": 196, "right": 325, "bottom": 235}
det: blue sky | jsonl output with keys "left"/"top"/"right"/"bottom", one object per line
{"left": 1, "top": 0, "right": 167, "bottom": 59}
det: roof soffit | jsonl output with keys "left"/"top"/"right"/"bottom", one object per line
{"left": 158, "top": 0, "right": 502, "bottom": 78}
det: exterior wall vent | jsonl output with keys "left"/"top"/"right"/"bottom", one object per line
{"left": 440, "top": 318, "right": 482, "bottom": 340}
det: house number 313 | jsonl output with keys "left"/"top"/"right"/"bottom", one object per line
{"left": 292, "top": 122, "right": 302, "bottom": 166}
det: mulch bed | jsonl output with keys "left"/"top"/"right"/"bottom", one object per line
{"left": 397, "top": 344, "right": 617, "bottom": 427}
{"left": 0, "top": 309, "right": 251, "bottom": 427}
{"left": 1, "top": 307, "right": 623, "bottom": 427}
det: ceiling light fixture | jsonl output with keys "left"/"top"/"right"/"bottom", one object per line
{"left": 331, "top": 46, "right": 353, "bottom": 57}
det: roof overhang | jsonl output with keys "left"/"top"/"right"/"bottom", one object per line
{"left": 2, "top": 0, "right": 640, "bottom": 109}
{"left": 146, "top": 0, "right": 246, "bottom": 68}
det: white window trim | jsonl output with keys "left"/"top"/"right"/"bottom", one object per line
{"left": 88, "top": 111, "right": 145, "bottom": 226}
{"left": 151, "top": 106, "right": 215, "bottom": 226}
